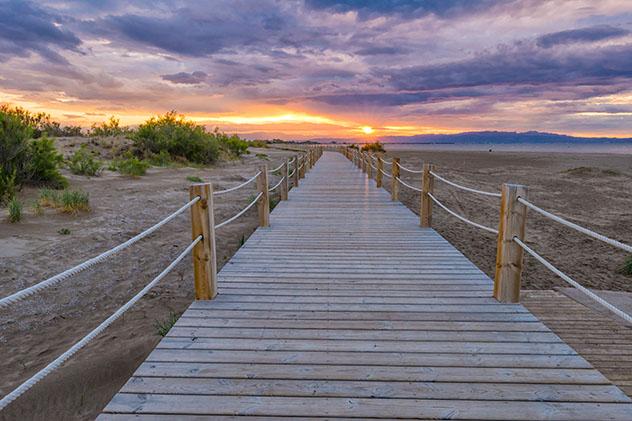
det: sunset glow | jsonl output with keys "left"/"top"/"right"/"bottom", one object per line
{"left": 0, "top": 1, "right": 631, "bottom": 139}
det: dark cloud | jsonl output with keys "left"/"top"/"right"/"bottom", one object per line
{"left": 162, "top": 71, "right": 208, "bottom": 84}
{"left": 537, "top": 25, "right": 630, "bottom": 48}
{"left": 355, "top": 46, "right": 407, "bottom": 56}
{"left": 388, "top": 43, "right": 632, "bottom": 91}
{"left": 305, "top": 0, "right": 506, "bottom": 19}
{"left": 0, "top": 0, "right": 82, "bottom": 63}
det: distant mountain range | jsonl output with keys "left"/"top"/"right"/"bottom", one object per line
{"left": 306, "top": 131, "right": 632, "bottom": 145}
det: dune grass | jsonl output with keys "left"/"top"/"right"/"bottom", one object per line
{"left": 7, "top": 197, "right": 22, "bottom": 223}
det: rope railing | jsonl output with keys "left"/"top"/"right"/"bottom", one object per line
{"left": 513, "top": 237, "right": 632, "bottom": 324}
{"left": 399, "top": 164, "right": 423, "bottom": 174}
{"left": 517, "top": 197, "right": 632, "bottom": 253}
{"left": 268, "top": 162, "right": 285, "bottom": 173}
{"left": 379, "top": 167, "right": 391, "bottom": 178}
{"left": 288, "top": 168, "right": 296, "bottom": 178}
{"left": 0, "top": 196, "right": 200, "bottom": 309}
{"left": 0, "top": 235, "right": 201, "bottom": 411}
{"left": 428, "top": 193, "right": 498, "bottom": 235}
{"left": 215, "top": 192, "right": 263, "bottom": 230}
{"left": 396, "top": 176, "right": 422, "bottom": 193}
{"left": 213, "top": 171, "right": 261, "bottom": 196}
{"left": 430, "top": 171, "right": 501, "bottom": 198}
{"left": 269, "top": 176, "right": 285, "bottom": 192}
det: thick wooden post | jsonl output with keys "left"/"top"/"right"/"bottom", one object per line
{"left": 421, "top": 163, "right": 434, "bottom": 227}
{"left": 376, "top": 157, "right": 383, "bottom": 188}
{"left": 189, "top": 183, "right": 217, "bottom": 299}
{"left": 300, "top": 155, "right": 306, "bottom": 178}
{"left": 494, "top": 184, "right": 528, "bottom": 303}
{"left": 281, "top": 159, "right": 289, "bottom": 200}
{"left": 367, "top": 154, "right": 373, "bottom": 179}
{"left": 293, "top": 155, "right": 299, "bottom": 188}
{"left": 256, "top": 165, "right": 270, "bottom": 227}
{"left": 391, "top": 157, "right": 400, "bottom": 201}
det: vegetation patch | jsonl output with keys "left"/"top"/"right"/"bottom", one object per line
{"left": 618, "top": 256, "right": 632, "bottom": 277}
{"left": 269, "top": 196, "right": 280, "bottom": 211}
{"left": 58, "top": 228, "right": 71, "bottom": 235}
{"left": 7, "top": 197, "right": 21, "bottom": 223}
{"left": 154, "top": 311, "right": 180, "bottom": 337}
{"left": 361, "top": 141, "right": 385, "bottom": 153}
{"left": 109, "top": 155, "right": 150, "bottom": 176}
{"left": 68, "top": 145, "right": 102, "bottom": 176}
{"left": 256, "top": 153, "right": 269, "bottom": 160}
{"left": 186, "top": 176, "right": 204, "bottom": 183}
{"left": 90, "top": 116, "right": 126, "bottom": 137}
{"left": 38, "top": 188, "right": 90, "bottom": 214}
{"left": 562, "top": 166, "right": 621, "bottom": 177}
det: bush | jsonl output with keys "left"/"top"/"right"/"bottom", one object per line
{"left": 7, "top": 197, "right": 21, "bottom": 223}
{"left": 90, "top": 116, "right": 124, "bottom": 137}
{"left": 361, "top": 141, "right": 385, "bottom": 153}
{"left": 39, "top": 188, "right": 60, "bottom": 207}
{"left": 110, "top": 155, "right": 149, "bottom": 176}
{"left": 186, "top": 176, "right": 203, "bottom": 183}
{"left": 147, "top": 150, "right": 172, "bottom": 167}
{"left": 68, "top": 146, "right": 101, "bottom": 176}
{"left": 249, "top": 140, "right": 268, "bottom": 148}
{"left": 1, "top": 105, "right": 67, "bottom": 203}
{"left": 60, "top": 190, "right": 90, "bottom": 213}
{"left": 133, "top": 111, "right": 219, "bottom": 164}
{"left": 217, "top": 131, "right": 249, "bottom": 156}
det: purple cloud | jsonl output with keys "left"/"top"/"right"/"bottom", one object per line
{"left": 162, "top": 71, "right": 208, "bottom": 84}
{"left": 537, "top": 25, "right": 630, "bottom": 48}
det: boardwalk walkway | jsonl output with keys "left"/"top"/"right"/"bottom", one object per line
{"left": 100, "top": 152, "right": 632, "bottom": 419}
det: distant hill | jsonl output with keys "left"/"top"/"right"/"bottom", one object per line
{"left": 379, "top": 131, "right": 632, "bottom": 145}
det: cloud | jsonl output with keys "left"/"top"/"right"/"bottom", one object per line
{"left": 537, "top": 25, "right": 630, "bottom": 48}
{"left": 162, "top": 71, "right": 208, "bottom": 84}
{"left": 355, "top": 46, "right": 407, "bottom": 56}
{"left": 0, "top": 0, "right": 82, "bottom": 64}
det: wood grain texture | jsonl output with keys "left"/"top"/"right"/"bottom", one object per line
{"left": 103, "top": 152, "right": 631, "bottom": 419}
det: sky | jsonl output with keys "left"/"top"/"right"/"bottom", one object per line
{"left": 1, "top": 0, "right": 632, "bottom": 139}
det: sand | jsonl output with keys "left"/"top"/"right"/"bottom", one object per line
{"left": 387, "top": 149, "right": 632, "bottom": 292}
{"left": 1, "top": 146, "right": 631, "bottom": 420}
{"left": 0, "top": 145, "right": 298, "bottom": 420}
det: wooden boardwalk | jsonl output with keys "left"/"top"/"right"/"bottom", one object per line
{"left": 100, "top": 152, "right": 632, "bottom": 420}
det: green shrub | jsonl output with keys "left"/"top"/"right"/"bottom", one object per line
{"left": 133, "top": 111, "right": 219, "bottom": 164}
{"left": 147, "top": 150, "right": 172, "bottom": 167}
{"left": 217, "top": 131, "right": 249, "bottom": 156}
{"left": 68, "top": 146, "right": 101, "bottom": 176}
{"left": 0, "top": 169, "right": 17, "bottom": 205}
{"left": 39, "top": 188, "right": 60, "bottom": 208}
{"left": 90, "top": 116, "right": 124, "bottom": 137}
{"left": 618, "top": 256, "right": 632, "bottom": 277}
{"left": 186, "top": 176, "right": 203, "bottom": 183}
{"left": 110, "top": 155, "right": 149, "bottom": 176}
{"left": 249, "top": 140, "right": 268, "bottom": 148}
{"left": 361, "top": 141, "right": 385, "bottom": 153}
{"left": 269, "top": 196, "right": 279, "bottom": 211}
{"left": 154, "top": 312, "right": 179, "bottom": 336}
{"left": 27, "top": 137, "right": 67, "bottom": 188}
{"left": 7, "top": 197, "right": 21, "bottom": 223}
{"left": 32, "top": 201, "right": 43, "bottom": 216}
{"left": 60, "top": 190, "right": 90, "bottom": 213}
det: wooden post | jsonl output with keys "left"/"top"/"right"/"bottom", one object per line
{"left": 189, "top": 183, "right": 217, "bottom": 299}
{"left": 293, "top": 155, "right": 300, "bottom": 188}
{"left": 367, "top": 154, "right": 373, "bottom": 179}
{"left": 494, "top": 184, "right": 528, "bottom": 303}
{"left": 281, "top": 159, "right": 289, "bottom": 200}
{"left": 421, "top": 163, "right": 434, "bottom": 227}
{"left": 299, "top": 155, "right": 306, "bottom": 178}
{"left": 362, "top": 152, "right": 367, "bottom": 173}
{"left": 391, "top": 157, "right": 400, "bottom": 201}
{"left": 376, "top": 157, "right": 383, "bottom": 188}
{"left": 256, "top": 165, "right": 270, "bottom": 227}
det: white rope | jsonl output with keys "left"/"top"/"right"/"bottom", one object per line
{"left": 215, "top": 192, "right": 263, "bottom": 229}
{"left": 517, "top": 197, "right": 632, "bottom": 253}
{"left": 268, "top": 177, "right": 285, "bottom": 192}
{"left": 382, "top": 159, "right": 392, "bottom": 165}
{"left": 513, "top": 237, "right": 632, "bottom": 325}
{"left": 0, "top": 236, "right": 201, "bottom": 410}
{"left": 288, "top": 169, "right": 296, "bottom": 178}
{"left": 399, "top": 164, "right": 423, "bottom": 174}
{"left": 0, "top": 197, "right": 200, "bottom": 309}
{"left": 298, "top": 163, "right": 305, "bottom": 171}
{"left": 396, "top": 177, "right": 422, "bottom": 192}
{"left": 428, "top": 193, "right": 498, "bottom": 235}
{"left": 379, "top": 167, "right": 392, "bottom": 178}
{"left": 213, "top": 171, "right": 261, "bottom": 196}
{"left": 268, "top": 162, "right": 285, "bottom": 173}
{"left": 430, "top": 171, "right": 501, "bottom": 198}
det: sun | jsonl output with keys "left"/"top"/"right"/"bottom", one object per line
{"left": 361, "top": 126, "right": 374, "bottom": 135}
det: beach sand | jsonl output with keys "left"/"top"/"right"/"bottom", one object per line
{"left": 0, "top": 146, "right": 631, "bottom": 419}
{"left": 0, "top": 146, "right": 298, "bottom": 420}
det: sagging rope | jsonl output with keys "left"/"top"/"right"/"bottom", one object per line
{"left": 379, "top": 167, "right": 392, "bottom": 178}
{"left": 513, "top": 237, "right": 632, "bottom": 325}
{"left": 0, "top": 197, "right": 201, "bottom": 309}
{"left": 399, "top": 164, "right": 423, "bottom": 174}
{"left": 215, "top": 192, "right": 263, "bottom": 230}
{"left": 268, "top": 162, "right": 285, "bottom": 173}
{"left": 213, "top": 171, "right": 261, "bottom": 196}
{"left": 396, "top": 177, "right": 422, "bottom": 193}
{"left": 288, "top": 169, "right": 296, "bottom": 178}
{"left": 430, "top": 171, "right": 501, "bottom": 198}
{"left": 0, "top": 235, "right": 201, "bottom": 410}
{"left": 517, "top": 197, "right": 632, "bottom": 253}
{"left": 269, "top": 177, "right": 285, "bottom": 192}
{"left": 428, "top": 193, "right": 498, "bottom": 235}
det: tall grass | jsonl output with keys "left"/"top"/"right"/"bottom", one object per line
{"left": 60, "top": 190, "right": 90, "bottom": 213}
{"left": 7, "top": 197, "right": 21, "bottom": 223}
